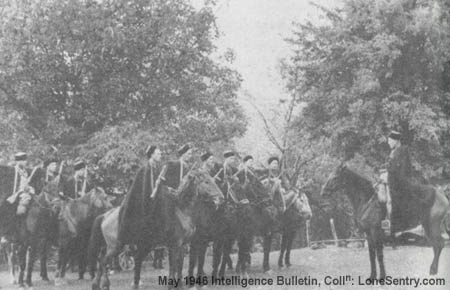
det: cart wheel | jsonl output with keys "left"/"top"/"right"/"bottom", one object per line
{"left": 118, "top": 251, "right": 135, "bottom": 271}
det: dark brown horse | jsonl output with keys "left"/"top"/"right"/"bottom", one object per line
{"left": 55, "top": 187, "right": 113, "bottom": 285}
{"left": 212, "top": 170, "right": 281, "bottom": 278}
{"left": 261, "top": 186, "right": 312, "bottom": 271}
{"left": 0, "top": 165, "right": 62, "bottom": 289}
{"left": 321, "top": 164, "right": 448, "bottom": 279}
{"left": 89, "top": 169, "right": 224, "bottom": 290}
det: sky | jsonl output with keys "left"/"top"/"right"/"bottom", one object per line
{"left": 191, "top": 0, "right": 336, "bottom": 160}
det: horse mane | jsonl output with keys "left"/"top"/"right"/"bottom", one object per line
{"left": 341, "top": 166, "right": 376, "bottom": 201}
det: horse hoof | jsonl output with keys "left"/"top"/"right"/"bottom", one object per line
{"left": 264, "top": 269, "right": 273, "bottom": 275}
{"left": 429, "top": 268, "right": 438, "bottom": 275}
{"left": 285, "top": 263, "right": 292, "bottom": 268}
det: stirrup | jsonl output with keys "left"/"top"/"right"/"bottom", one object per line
{"left": 381, "top": 219, "right": 391, "bottom": 235}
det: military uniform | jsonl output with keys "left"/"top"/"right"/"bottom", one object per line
{"left": 162, "top": 160, "right": 189, "bottom": 190}
{"left": 388, "top": 144, "right": 435, "bottom": 208}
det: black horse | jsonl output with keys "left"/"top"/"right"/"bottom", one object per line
{"left": 262, "top": 186, "right": 312, "bottom": 271}
{"left": 90, "top": 169, "right": 224, "bottom": 290}
{"left": 212, "top": 170, "right": 281, "bottom": 278}
{"left": 321, "top": 164, "right": 448, "bottom": 279}
{"left": 0, "top": 165, "right": 59, "bottom": 289}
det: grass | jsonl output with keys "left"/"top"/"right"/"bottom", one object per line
{"left": 0, "top": 245, "right": 449, "bottom": 290}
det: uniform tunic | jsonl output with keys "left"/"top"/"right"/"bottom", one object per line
{"left": 388, "top": 145, "right": 435, "bottom": 208}
{"left": 162, "top": 160, "right": 189, "bottom": 189}
{"left": 118, "top": 162, "right": 162, "bottom": 244}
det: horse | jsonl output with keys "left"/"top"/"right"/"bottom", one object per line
{"left": 321, "top": 164, "right": 449, "bottom": 279}
{"left": 211, "top": 170, "right": 281, "bottom": 278}
{"left": 187, "top": 170, "right": 228, "bottom": 285}
{"left": 55, "top": 186, "right": 113, "bottom": 285}
{"left": 89, "top": 169, "right": 224, "bottom": 290}
{"left": 0, "top": 165, "right": 62, "bottom": 289}
{"left": 260, "top": 185, "right": 312, "bottom": 271}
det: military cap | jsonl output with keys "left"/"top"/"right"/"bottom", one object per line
{"left": 200, "top": 151, "right": 213, "bottom": 162}
{"left": 223, "top": 150, "right": 235, "bottom": 159}
{"left": 146, "top": 145, "right": 157, "bottom": 159}
{"left": 14, "top": 152, "right": 27, "bottom": 161}
{"left": 43, "top": 158, "right": 58, "bottom": 168}
{"left": 388, "top": 130, "right": 401, "bottom": 141}
{"left": 243, "top": 155, "right": 253, "bottom": 162}
{"left": 268, "top": 156, "right": 280, "bottom": 165}
{"left": 74, "top": 160, "right": 86, "bottom": 171}
{"left": 177, "top": 144, "right": 191, "bottom": 157}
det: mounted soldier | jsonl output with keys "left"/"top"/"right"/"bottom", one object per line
{"left": 215, "top": 150, "right": 240, "bottom": 202}
{"left": 387, "top": 130, "right": 436, "bottom": 227}
{"left": 161, "top": 144, "right": 193, "bottom": 190}
{"left": 237, "top": 155, "right": 254, "bottom": 185}
{"left": 200, "top": 151, "right": 216, "bottom": 176}
{"left": 260, "top": 156, "right": 290, "bottom": 193}
{"left": 118, "top": 144, "right": 163, "bottom": 245}
{"left": 61, "top": 160, "right": 93, "bottom": 199}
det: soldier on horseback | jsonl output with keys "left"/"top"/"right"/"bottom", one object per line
{"left": 118, "top": 144, "right": 163, "bottom": 245}
{"left": 237, "top": 155, "right": 254, "bottom": 185}
{"left": 161, "top": 144, "right": 192, "bottom": 190}
{"left": 376, "top": 168, "right": 392, "bottom": 235}
{"left": 61, "top": 160, "right": 92, "bottom": 199}
{"left": 6, "top": 152, "right": 42, "bottom": 216}
{"left": 200, "top": 151, "right": 215, "bottom": 175}
{"left": 386, "top": 130, "right": 436, "bottom": 229}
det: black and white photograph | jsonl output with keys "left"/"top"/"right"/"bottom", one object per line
{"left": 0, "top": 0, "right": 449, "bottom": 289}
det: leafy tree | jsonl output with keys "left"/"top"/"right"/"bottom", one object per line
{"left": 0, "top": 0, "right": 246, "bottom": 184}
{"left": 282, "top": 0, "right": 450, "bottom": 182}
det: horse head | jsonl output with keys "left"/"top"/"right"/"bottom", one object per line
{"left": 82, "top": 187, "right": 113, "bottom": 211}
{"left": 178, "top": 169, "right": 224, "bottom": 208}
{"left": 289, "top": 188, "right": 312, "bottom": 220}
{"left": 320, "top": 162, "right": 348, "bottom": 197}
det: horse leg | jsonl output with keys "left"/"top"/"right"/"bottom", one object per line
{"left": 367, "top": 232, "right": 377, "bottom": 281}
{"left": 197, "top": 240, "right": 208, "bottom": 278}
{"left": 188, "top": 239, "right": 198, "bottom": 286}
{"left": 78, "top": 237, "right": 88, "bottom": 280}
{"left": 25, "top": 243, "right": 37, "bottom": 288}
{"left": 238, "top": 237, "right": 251, "bottom": 278}
{"left": 262, "top": 232, "right": 272, "bottom": 273}
{"left": 424, "top": 215, "right": 444, "bottom": 275}
{"left": 219, "top": 238, "right": 233, "bottom": 277}
{"left": 177, "top": 245, "right": 185, "bottom": 286}
{"left": 211, "top": 238, "right": 223, "bottom": 278}
{"left": 375, "top": 233, "right": 385, "bottom": 279}
{"left": 92, "top": 255, "right": 103, "bottom": 290}
{"left": 278, "top": 232, "right": 287, "bottom": 268}
{"left": 132, "top": 244, "right": 149, "bottom": 289}
{"left": 56, "top": 244, "right": 69, "bottom": 286}
{"left": 40, "top": 241, "right": 49, "bottom": 281}
{"left": 225, "top": 253, "right": 233, "bottom": 270}
{"left": 7, "top": 243, "right": 17, "bottom": 284}
{"left": 17, "top": 244, "right": 27, "bottom": 290}
{"left": 285, "top": 230, "right": 295, "bottom": 267}
{"left": 168, "top": 246, "right": 177, "bottom": 290}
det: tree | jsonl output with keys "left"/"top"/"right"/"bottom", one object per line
{"left": 282, "top": 0, "right": 450, "bottom": 182}
{"left": 0, "top": 0, "right": 246, "bottom": 184}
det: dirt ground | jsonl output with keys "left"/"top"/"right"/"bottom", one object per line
{"left": 0, "top": 245, "right": 449, "bottom": 290}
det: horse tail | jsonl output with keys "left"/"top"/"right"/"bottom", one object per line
{"left": 88, "top": 213, "right": 105, "bottom": 274}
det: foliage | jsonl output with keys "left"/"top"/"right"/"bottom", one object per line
{"left": 0, "top": 0, "right": 247, "bottom": 185}
{"left": 282, "top": 0, "right": 450, "bottom": 184}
